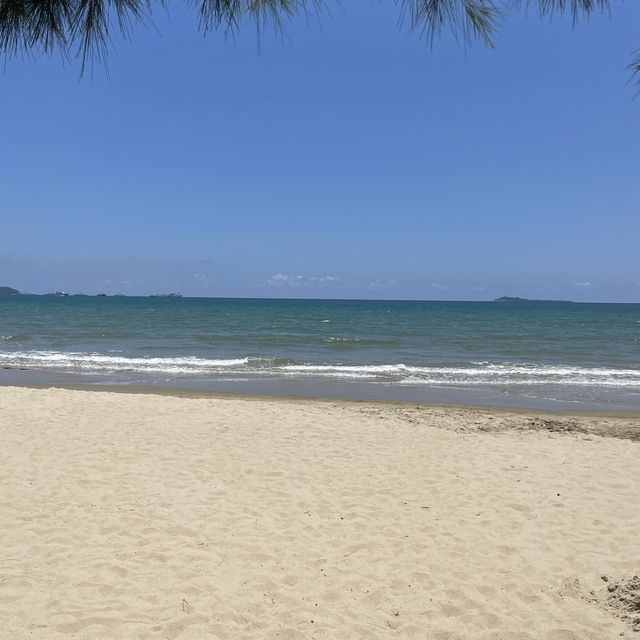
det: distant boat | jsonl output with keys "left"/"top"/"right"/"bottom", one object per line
{"left": 47, "top": 291, "right": 69, "bottom": 297}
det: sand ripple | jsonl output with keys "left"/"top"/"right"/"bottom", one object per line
{"left": 0, "top": 387, "right": 639, "bottom": 639}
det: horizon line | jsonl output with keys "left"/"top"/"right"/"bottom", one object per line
{"left": 3, "top": 292, "right": 638, "bottom": 304}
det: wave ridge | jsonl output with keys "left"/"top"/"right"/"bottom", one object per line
{"left": 0, "top": 350, "right": 639, "bottom": 387}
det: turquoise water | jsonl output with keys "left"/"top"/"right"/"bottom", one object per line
{"left": 1, "top": 295, "right": 639, "bottom": 409}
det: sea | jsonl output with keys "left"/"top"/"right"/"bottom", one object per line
{"left": 1, "top": 295, "right": 639, "bottom": 411}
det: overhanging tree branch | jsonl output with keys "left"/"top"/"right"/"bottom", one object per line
{"left": 0, "top": 0, "right": 635, "bottom": 86}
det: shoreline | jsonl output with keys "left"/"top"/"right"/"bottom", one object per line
{"left": 2, "top": 367, "right": 640, "bottom": 415}
{"left": 2, "top": 371, "right": 640, "bottom": 418}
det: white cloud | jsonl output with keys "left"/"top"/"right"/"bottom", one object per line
{"left": 431, "top": 282, "right": 450, "bottom": 291}
{"left": 267, "top": 274, "right": 340, "bottom": 287}
{"left": 573, "top": 281, "right": 592, "bottom": 287}
{"left": 367, "top": 279, "right": 397, "bottom": 291}
{"left": 268, "top": 273, "right": 303, "bottom": 286}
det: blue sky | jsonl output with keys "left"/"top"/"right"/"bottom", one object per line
{"left": 1, "top": 2, "right": 639, "bottom": 301}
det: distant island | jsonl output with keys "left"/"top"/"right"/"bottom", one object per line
{"left": 493, "top": 296, "right": 574, "bottom": 303}
{"left": 150, "top": 293, "right": 183, "bottom": 298}
{"left": 0, "top": 286, "right": 20, "bottom": 295}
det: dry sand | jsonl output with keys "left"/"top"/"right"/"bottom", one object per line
{"left": 0, "top": 386, "right": 639, "bottom": 639}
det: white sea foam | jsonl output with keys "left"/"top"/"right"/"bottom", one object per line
{"left": 277, "top": 363, "right": 640, "bottom": 386}
{"left": 0, "top": 350, "right": 638, "bottom": 388}
{"left": 0, "top": 351, "right": 248, "bottom": 374}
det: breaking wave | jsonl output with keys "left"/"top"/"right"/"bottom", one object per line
{"left": 1, "top": 350, "right": 639, "bottom": 388}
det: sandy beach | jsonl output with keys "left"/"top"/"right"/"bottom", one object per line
{"left": 0, "top": 386, "right": 639, "bottom": 639}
